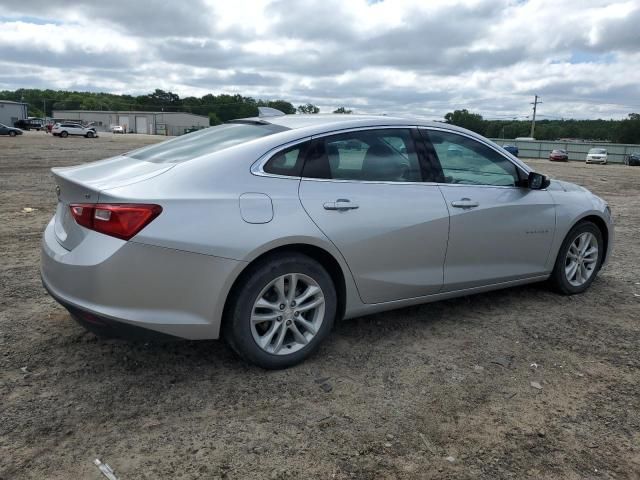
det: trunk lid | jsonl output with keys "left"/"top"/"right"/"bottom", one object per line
{"left": 51, "top": 156, "right": 173, "bottom": 250}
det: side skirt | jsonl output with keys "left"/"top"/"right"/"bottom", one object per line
{"left": 343, "top": 274, "right": 550, "bottom": 320}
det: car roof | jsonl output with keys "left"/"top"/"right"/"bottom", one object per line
{"left": 223, "top": 113, "right": 533, "bottom": 174}
{"left": 243, "top": 113, "right": 455, "bottom": 133}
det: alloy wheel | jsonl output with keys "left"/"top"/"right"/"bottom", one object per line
{"left": 250, "top": 273, "right": 325, "bottom": 355}
{"left": 565, "top": 232, "right": 598, "bottom": 287}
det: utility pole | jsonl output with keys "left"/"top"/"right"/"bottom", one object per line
{"left": 530, "top": 95, "right": 541, "bottom": 138}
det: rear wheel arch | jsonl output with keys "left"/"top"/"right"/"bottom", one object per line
{"left": 221, "top": 243, "right": 347, "bottom": 335}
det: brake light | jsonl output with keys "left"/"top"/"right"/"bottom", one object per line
{"left": 69, "top": 203, "right": 162, "bottom": 240}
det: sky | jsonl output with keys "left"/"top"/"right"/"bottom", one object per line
{"left": 0, "top": 0, "right": 638, "bottom": 120}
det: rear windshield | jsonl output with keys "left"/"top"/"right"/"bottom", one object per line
{"left": 127, "top": 122, "right": 287, "bottom": 163}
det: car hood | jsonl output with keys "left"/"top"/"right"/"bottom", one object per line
{"left": 547, "top": 179, "right": 588, "bottom": 193}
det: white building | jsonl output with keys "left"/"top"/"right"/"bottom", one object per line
{"left": 52, "top": 110, "right": 209, "bottom": 136}
{"left": 0, "top": 100, "right": 28, "bottom": 126}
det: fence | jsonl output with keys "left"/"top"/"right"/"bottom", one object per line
{"left": 490, "top": 139, "right": 640, "bottom": 164}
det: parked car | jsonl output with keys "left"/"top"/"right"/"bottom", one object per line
{"left": 14, "top": 118, "right": 43, "bottom": 131}
{"left": 549, "top": 149, "right": 569, "bottom": 162}
{"left": 51, "top": 123, "right": 98, "bottom": 138}
{"left": 586, "top": 148, "right": 608, "bottom": 164}
{"left": 623, "top": 152, "right": 640, "bottom": 166}
{"left": 503, "top": 145, "right": 518, "bottom": 156}
{"left": 41, "top": 113, "right": 613, "bottom": 369}
{"left": 111, "top": 125, "right": 124, "bottom": 134}
{"left": 0, "top": 123, "right": 23, "bottom": 136}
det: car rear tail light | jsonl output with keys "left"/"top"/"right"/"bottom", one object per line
{"left": 69, "top": 203, "right": 162, "bottom": 240}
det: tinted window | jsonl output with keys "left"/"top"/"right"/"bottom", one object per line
{"left": 303, "top": 129, "right": 421, "bottom": 182}
{"left": 263, "top": 142, "right": 308, "bottom": 176}
{"left": 428, "top": 130, "right": 519, "bottom": 187}
{"left": 127, "top": 122, "right": 287, "bottom": 163}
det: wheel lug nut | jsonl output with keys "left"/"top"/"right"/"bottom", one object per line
{"left": 291, "top": 301, "right": 296, "bottom": 307}
{"left": 279, "top": 304, "right": 285, "bottom": 310}
{"left": 277, "top": 316, "right": 282, "bottom": 322}
{"left": 294, "top": 311, "right": 299, "bottom": 316}
{"left": 286, "top": 320, "right": 292, "bottom": 326}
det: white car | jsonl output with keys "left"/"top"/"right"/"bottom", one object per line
{"left": 111, "top": 125, "right": 124, "bottom": 134}
{"left": 52, "top": 123, "right": 98, "bottom": 138}
{"left": 586, "top": 148, "right": 608, "bottom": 164}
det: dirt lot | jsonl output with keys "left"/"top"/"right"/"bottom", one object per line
{"left": 1, "top": 132, "right": 639, "bottom": 479}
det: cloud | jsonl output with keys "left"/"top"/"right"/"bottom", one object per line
{"left": 0, "top": 0, "right": 639, "bottom": 119}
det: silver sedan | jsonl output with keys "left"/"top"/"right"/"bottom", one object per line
{"left": 41, "top": 112, "right": 613, "bottom": 368}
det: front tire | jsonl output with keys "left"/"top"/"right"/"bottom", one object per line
{"left": 9, "top": 131, "right": 16, "bottom": 137}
{"left": 86, "top": 131, "right": 94, "bottom": 138}
{"left": 224, "top": 253, "right": 337, "bottom": 369}
{"left": 550, "top": 221, "right": 603, "bottom": 295}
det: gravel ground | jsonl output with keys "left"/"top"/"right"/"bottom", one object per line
{"left": 1, "top": 132, "right": 639, "bottom": 479}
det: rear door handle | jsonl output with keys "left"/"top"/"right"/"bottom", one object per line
{"left": 451, "top": 198, "right": 479, "bottom": 209}
{"left": 323, "top": 198, "right": 359, "bottom": 211}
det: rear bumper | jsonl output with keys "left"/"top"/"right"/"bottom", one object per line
{"left": 43, "top": 280, "right": 177, "bottom": 340}
{"left": 41, "top": 217, "right": 242, "bottom": 339}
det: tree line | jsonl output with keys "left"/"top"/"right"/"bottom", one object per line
{"left": 2, "top": 88, "right": 636, "bottom": 143}
{"left": 0, "top": 88, "right": 354, "bottom": 125}
{"left": 444, "top": 109, "right": 640, "bottom": 144}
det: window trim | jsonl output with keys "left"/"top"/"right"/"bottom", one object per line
{"left": 250, "top": 136, "right": 313, "bottom": 179}
{"left": 419, "top": 126, "right": 531, "bottom": 190}
{"left": 261, "top": 140, "right": 311, "bottom": 177}
{"left": 251, "top": 125, "right": 533, "bottom": 188}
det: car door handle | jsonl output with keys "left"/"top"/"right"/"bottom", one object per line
{"left": 323, "top": 199, "right": 359, "bottom": 211}
{"left": 451, "top": 198, "right": 479, "bottom": 208}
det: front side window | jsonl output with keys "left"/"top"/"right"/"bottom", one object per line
{"left": 426, "top": 130, "right": 520, "bottom": 187}
{"left": 303, "top": 129, "right": 421, "bottom": 182}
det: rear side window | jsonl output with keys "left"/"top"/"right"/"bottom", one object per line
{"left": 127, "top": 122, "right": 288, "bottom": 163}
{"left": 263, "top": 142, "right": 309, "bottom": 176}
{"left": 303, "top": 129, "right": 421, "bottom": 182}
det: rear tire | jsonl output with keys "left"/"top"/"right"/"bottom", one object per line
{"left": 224, "top": 252, "right": 337, "bottom": 369}
{"left": 550, "top": 221, "right": 603, "bottom": 295}
{"left": 60, "top": 131, "right": 68, "bottom": 138}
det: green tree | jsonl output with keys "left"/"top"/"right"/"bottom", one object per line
{"left": 613, "top": 113, "right": 640, "bottom": 144}
{"left": 444, "top": 109, "right": 484, "bottom": 134}
{"left": 333, "top": 107, "right": 352, "bottom": 114}
{"left": 297, "top": 103, "right": 320, "bottom": 114}
{"left": 209, "top": 112, "right": 222, "bottom": 126}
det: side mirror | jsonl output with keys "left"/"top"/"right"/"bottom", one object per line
{"left": 528, "top": 171, "right": 550, "bottom": 190}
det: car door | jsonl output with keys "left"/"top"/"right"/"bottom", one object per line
{"left": 421, "top": 128, "right": 556, "bottom": 292}
{"left": 298, "top": 127, "right": 450, "bottom": 304}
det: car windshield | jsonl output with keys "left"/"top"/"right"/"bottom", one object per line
{"left": 589, "top": 148, "right": 607, "bottom": 154}
{"left": 126, "top": 122, "right": 288, "bottom": 163}
{"left": 0, "top": 123, "right": 7, "bottom": 128}
{"left": 553, "top": 150, "right": 566, "bottom": 154}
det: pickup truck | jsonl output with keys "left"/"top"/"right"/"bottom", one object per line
{"left": 14, "top": 119, "right": 44, "bottom": 131}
